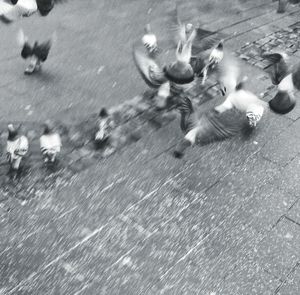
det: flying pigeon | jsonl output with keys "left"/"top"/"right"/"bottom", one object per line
{"left": 201, "top": 40, "right": 224, "bottom": 85}
{"left": 6, "top": 124, "right": 29, "bottom": 170}
{"left": 40, "top": 121, "right": 62, "bottom": 163}
{"left": 0, "top": 0, "right": 66, "bottom": 23}
{"left": 132, "top": 46, "right": 195, "bottom": 107}
{"left": 18, "top": 29, "right": 55, "bottom": 74}
{"left": 261, "top": 52, "right": 300, "bottom": 114}
{"left": 142, "top": 23, "right": 159, "bottom": 57}
{"left": 214, "top": 76, "right": 268, "bottom": 128}
{"left": 173, "top": 96, "right": 242, "bottom": 158}
{"left": 166, "top": 3, "right": 223, "bottom": 55}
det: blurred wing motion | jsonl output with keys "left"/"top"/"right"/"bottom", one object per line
{"left": 174, "top": 96, "right": 242, "bottom": 157}
{"left": 261, "top": 52, "right": 298, "bottom": 114}
{"left": 33, "top": 33, "right": 55, "bottom": 61}
{"left": 0, "top": 0, "right": 37, "bottom": 23}
{"left": 262, "top": 52, "right": 289, "bottom": 85}
{"left": 132, "top": 45, "right": 167, "bottom": 89}
{"left": 215, "top": 52, "right": 241, "bottom": 95}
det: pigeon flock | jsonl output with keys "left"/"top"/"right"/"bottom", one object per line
{"left": 1, "top": 0, "right": 300, "bottom": 172}
{"left": 134, "top": 4, "right": 300, "bottom": 158}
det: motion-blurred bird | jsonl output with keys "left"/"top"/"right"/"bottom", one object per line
{"left": 201, "top": 40, "right": 224, "bottom": 85}
{"left": 18, "top": 29, "right": 55, "bottom": 74}
{"left": 215, "top": 76, "right": 267, "bottom": 128}
{"left": 40, "top": 121, "right": 61, "bottom": 163}
{"left": 173, "top": 96, "right": 242, "bottom": 158}
{"left": 132, "top": 46, "right": 195, "bottom": 107}
{"left": 6, "top": 124, "right": 29, "bottom": 170}
{"left": 95, "top": 108, "right": 115, "bottom": 143}
{"left": 142, "top": 24, "right": 159, "bottom": 56}
{"left": 261, "top": 52, "right": 300, "bottom": 114}
{"left": 0, "top": 0, "right": 66, "bottom": 23}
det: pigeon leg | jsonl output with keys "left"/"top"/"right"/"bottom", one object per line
{"left": 174, "top": 138, "right": 192, "bottom": 158}
{"left": 12, "top": 157, "right": 21, "bottom": 170}
{"left": 24, "top": 56, "right": 38, "bottom": 75}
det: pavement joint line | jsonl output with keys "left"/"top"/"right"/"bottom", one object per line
{"left": 6, "top": 222, "right": 111, "bottom": 295}
{"left": 274, "top": 262, "right": 300, "bottom": 294}
{"left": 283, "top": 215, "right": 300, "bottom": 227}
{"left": 225, "top": 7, "right": 300, "bottom": 41}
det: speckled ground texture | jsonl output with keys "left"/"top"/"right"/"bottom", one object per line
{"left": 1, "top": 0, "right": 300, "bottom": 294}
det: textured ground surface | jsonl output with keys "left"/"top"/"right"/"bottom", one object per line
{"left": 1, "top": 0, "right": 300, "bottom": 294}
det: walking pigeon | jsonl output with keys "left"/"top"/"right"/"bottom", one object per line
{"left": 6, "top": 124, "right": 29, "bottom": 170}
{"left": 40, "top": 121, "right": 61, "bottom": 163}
{"left": 95, "top": 108, "right": 115, "bottom": 144}
{"left": 18, "top": 29, "right": 55, "bottom": 74}
{"left": 0, "top": 0, "right": 66, "bottom": 23}
{"left": 261, "top": 52, "right": 300, "bottom": 114}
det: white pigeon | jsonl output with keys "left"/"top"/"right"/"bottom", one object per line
{"left": 39, "top": 121, "right": 61, "bottom": 163}
{"left": 6, "top": 124, "right": 29, "bottom": 170}
{"left": 0, "top": 0, "right": 66, "bottom": 23}
{"left": 201, "top": 40, "right": 224, "bottom": 85}
{"left": 261, "top": 52, "right": 300, "bottom": 114}
{"left": 95, "top": 108, "right": 115, "bottom": 143}
{"left": 142, "top": 24, "right": 158, "bottom": 55}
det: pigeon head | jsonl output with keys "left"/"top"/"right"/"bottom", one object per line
{"left": 36, "top": 0, "right": 55, "bottom": 16}
{"left": 43, "top": 120, "right": 55, "bottom": 134}
{"left": 217, "top": 40, "right": 224, "bottom": 50}
{"left": 7, "top": 124, "right": 18, "bottom": 140}
{"left": 99, "top": 108, "right": 108, "bottom": 118}
{"left": 235, "top": 76, "right": 248, "bottom": 91}
{"left": 185, "top": 23, "right": 193, "bottom": 33}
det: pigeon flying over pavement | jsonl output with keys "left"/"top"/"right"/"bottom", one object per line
{"left": 6, "top": 124, "right": 29, "bottom": 170}
{"left": 262, "top": 52, "right": 300, "bottom": 114}
{"left": 142, "top": 23, "right": 159, "bottom": 57}
{"left": 18, "top": 29, "right": 55, "bottom": 74}
{"left": 173, "top": 96, "right": 242, "bottom": 158}
{"left": 0, "top": 0, "right": 66, "bottom": 23}
{"left": 214, "top": 76, "right": 267, "bottom": 128}
{"left": 39, "top": 121, "right": 62, "bottom": 163}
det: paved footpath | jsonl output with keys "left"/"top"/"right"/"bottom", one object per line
{"left": 1, "top": 1, "right": 300, "bottom": 294}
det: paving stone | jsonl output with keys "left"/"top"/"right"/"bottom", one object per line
{"left": 287, "top": 199, "right": 300, "bottom": 224}
{"left": 277, "top": 265, "right": 300, "bottom": 295}
{"left": 252, "top": 218, "right": 300, "bottom": 280}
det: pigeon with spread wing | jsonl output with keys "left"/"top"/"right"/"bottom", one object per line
{"left": 0, "top": 0, "right": 66, "bottom": 23}
{"left": 18, "top": 29, "right": 55, "bottom": 74}
{"left": 174, "top": 96, "right": 243, "bottom": 158}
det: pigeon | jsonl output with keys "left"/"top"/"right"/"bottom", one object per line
{"left": 173, "top": 96, "right": 242, "bottom": 158}
{"left": 95, "top": 108, "right": 115, "bottom": 143}
{"left": 142, "top": 24, "right": 159, "bottom": 56}
{"left": 132, "top": 46, "right": 195, "bottom": 107}
{"left": 0, "top": 0, "right": 66, "bottom": 23}
{"left": 261, "top": 52, "right": 300, "bottom": 114}
{"left": 18, "top": 29, "right": 55, "bottom": 74}
{"left": 214, "top": 76, "right": 268, "bottom": 128}
{"left": 201, "top": 40, "right": 224, "bottom": 85}
{"left": 6, "top": 124, "right": 29, "bottom": 170}
{"left": 40, "top": 121, "right": 61, "bottom": 163}
{"left": 166, "top": 3, "right": 222, "bottom": 55}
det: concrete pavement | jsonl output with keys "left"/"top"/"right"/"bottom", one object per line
{"left": 1, "top": 0, "right": 300, "bottom": 294}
